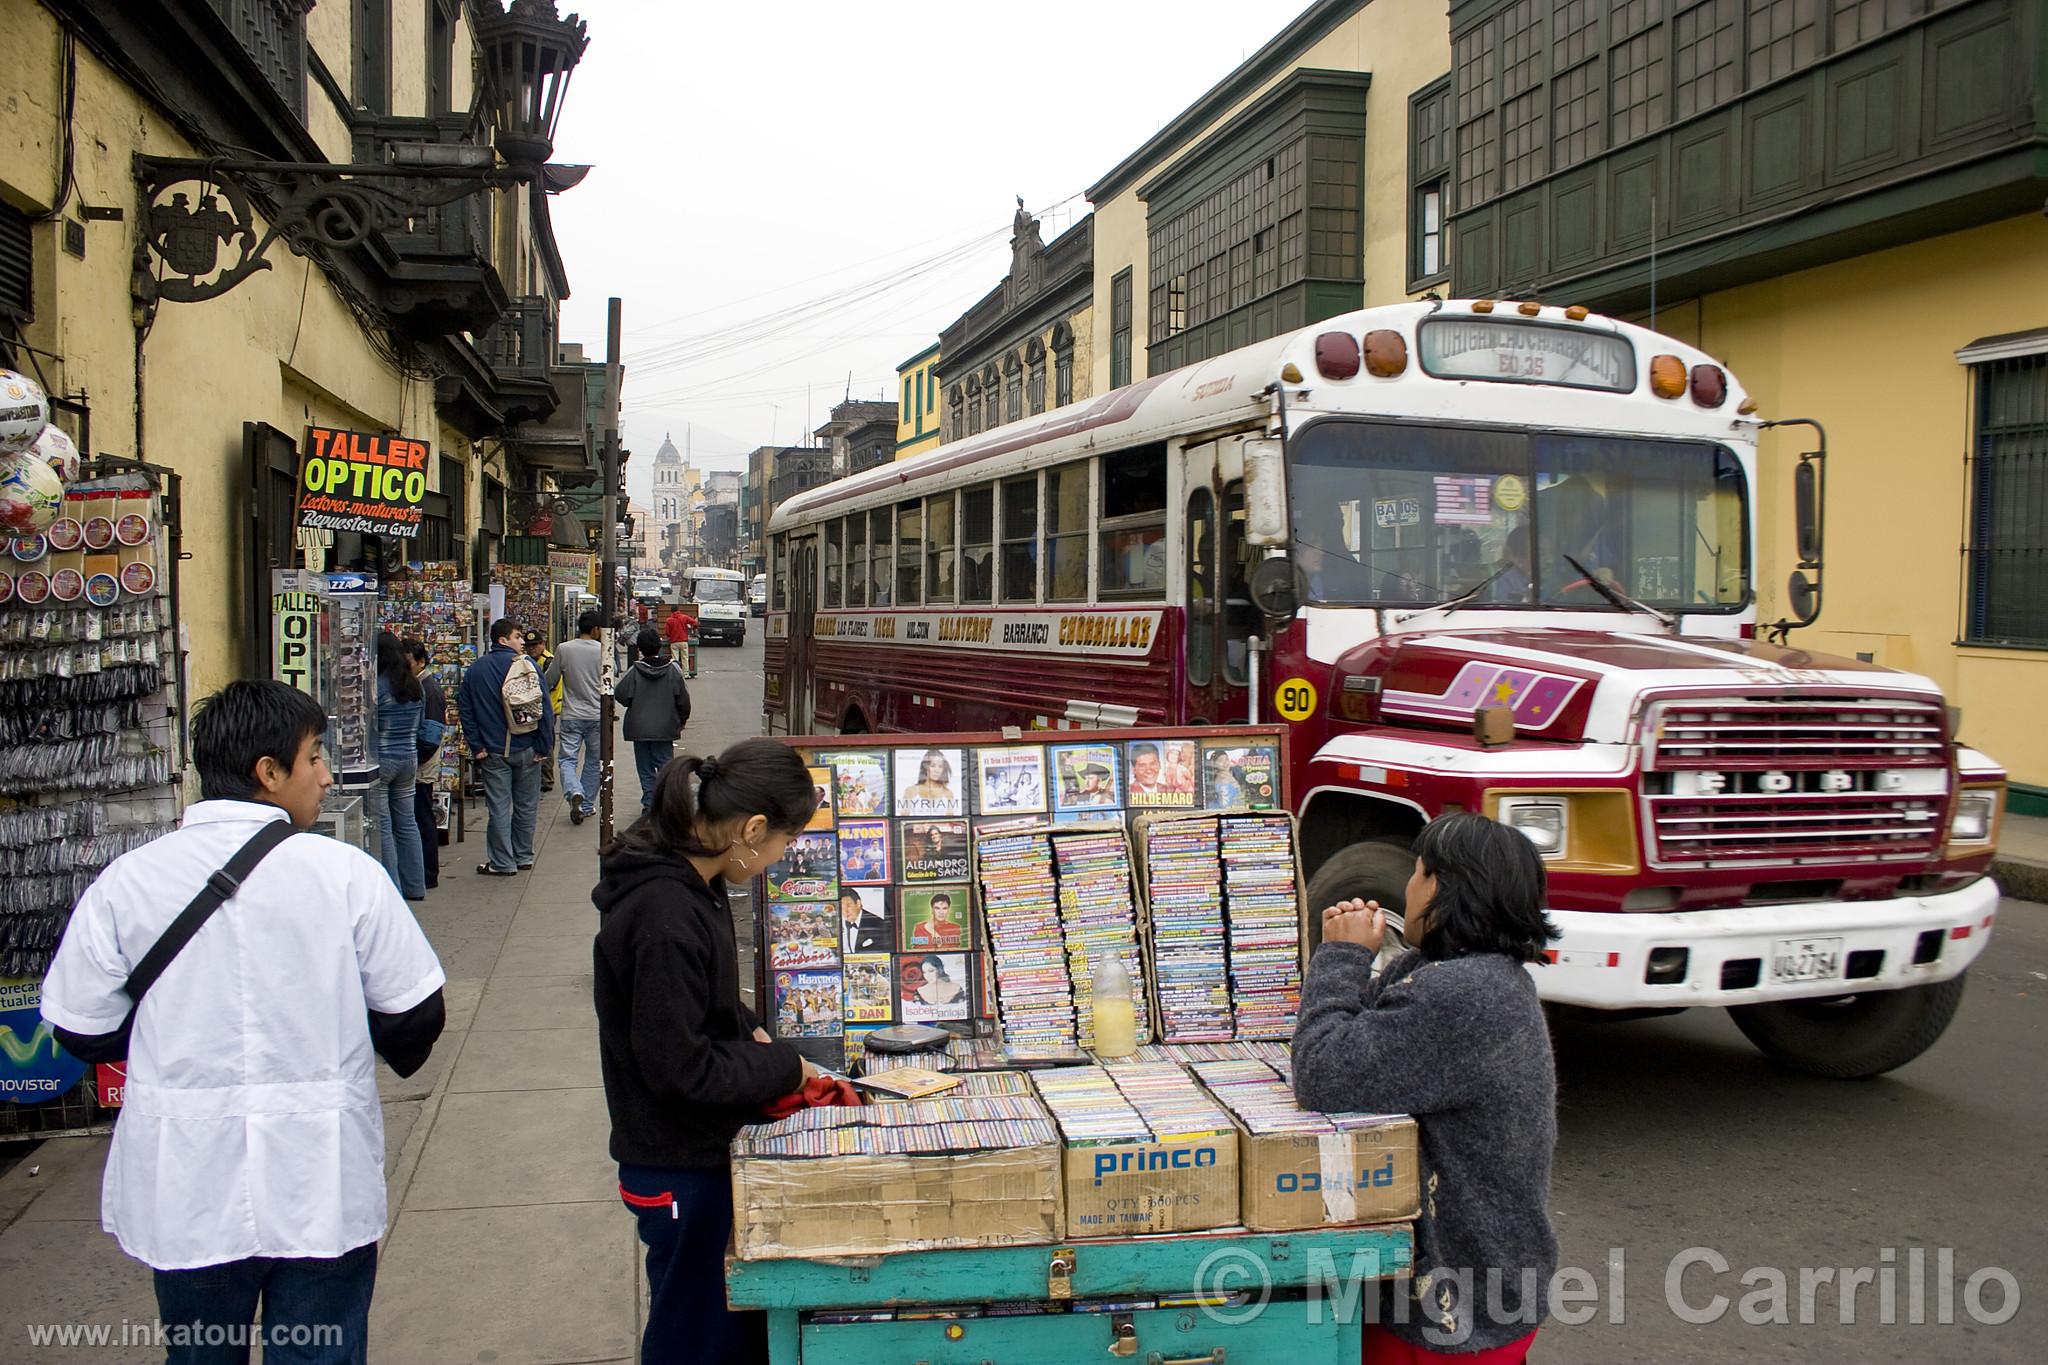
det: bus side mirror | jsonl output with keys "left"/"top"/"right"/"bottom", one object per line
{"left": 1249, "top": 556, "right": 1300, "bottom": 619}
{"left": 1786, "top": 571, "right": 1820, "bottom": 626}
{"left": 1243, "top": 438, "right": 1289, "bottom": 547}
{"left": 1794, "top": 460, "right": 1822, "bottom": 566}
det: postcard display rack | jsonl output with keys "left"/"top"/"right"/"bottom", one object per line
{"left": 758, "top": 728, "right": 1298, "bottom": 1072}
{"left": 0, "top": 474, "right": 182, "bottom": 1134}
{"left": 379, "top": 563, "right": 483, "bottom": 832}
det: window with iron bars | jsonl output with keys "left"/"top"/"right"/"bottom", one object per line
{"left": 1966, "top": 353, "right": 2048, "bottom": 648}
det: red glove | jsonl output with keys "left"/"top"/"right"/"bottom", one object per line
{"left": 760, "top": 1074, "right": 862, "bottom": 1120}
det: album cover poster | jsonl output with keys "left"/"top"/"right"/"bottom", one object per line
{"left": 975, "top": 746, "right": 1048, "bottom": 815}
{"left": 773, "top": 969, "right": 844, "bottom": 1037}
{"left": 823, "top": 751, "right": 890, "bottom": 818}
{"left": 837, "top": 818, "right": 892, "bottom": 884}
{"left": 899, "top": 885, "right": 971, "bottom": 952}
{"left": 1126, "top": 738, "right": 1198, "bottom": 809}
{"left": 897, "top": 951, "right": 971, "bottom": 1022}
{"left": 894, "top": 747, "right": 966, "bottom": 817}
{"left": 1199, "top": 739, "right": 1280, "bottom": 810}
{"left": 766, "top": 901, "right": 839, "bottom": 970}
{"left": 765, "top": 831, "right": 839, "bottom": 902}
{"left": 836, "top": 886, "right": 894, "bottom": 955}
{"left": 900, "top": 819, "right": 970, "bottom": 882}
{"left": 1050, "top": 743, "right": 1122, "bottom": 811}
{"left": 805, "top": 766, "right": 837, "bottom": 830}
{"left": 843, "top": 954, "right": 897, "bottom": 1024}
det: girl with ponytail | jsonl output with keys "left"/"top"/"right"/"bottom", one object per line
{"left": 592, "top": 738, "right": 820, "bottom": 1365}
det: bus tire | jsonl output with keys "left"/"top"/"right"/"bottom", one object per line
{"left": 1302, "top": 840, "right": 1412, "bottom": 956}
{"left": 1727, "top": 974, "right": 1967, "bottom": 1079}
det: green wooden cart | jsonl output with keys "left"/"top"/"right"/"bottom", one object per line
{"left": 727, "top": 1224, "right": 1413, "bottom": 1364}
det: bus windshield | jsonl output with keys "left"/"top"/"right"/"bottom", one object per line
{"left": 1287, "top": 419, "right": 1747, "bottom": 611}
{"left": 693, "top": 578, "right": 743, "bottom": 603}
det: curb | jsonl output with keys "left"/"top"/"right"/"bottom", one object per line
{"left": 1991, "top": 858, "right": 2048, "bottom": 905}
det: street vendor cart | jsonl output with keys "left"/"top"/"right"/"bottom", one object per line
{"left": 727, "top": 1224, "right": 1413, "bottom": 1364}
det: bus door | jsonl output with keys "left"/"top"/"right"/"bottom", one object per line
{"left": 787, "top": 535, "right": 817, "bottom": 733}
{"left": 1182, "top": 443, "right": 1257, "bottom": 725}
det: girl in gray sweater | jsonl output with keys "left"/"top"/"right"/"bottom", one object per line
{"left": 1293, "top": 813, "right": 1559, "bottom": 1363}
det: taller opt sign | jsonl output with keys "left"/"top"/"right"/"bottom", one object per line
{"left": 296, "top": 426, "right": 430, "bottom": 538}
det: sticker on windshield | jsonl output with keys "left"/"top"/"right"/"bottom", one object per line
{"left": 1492, "top": 475, "right": 1527, "bottom": 512}
{"left": 1433, "top": 476, "right": 1494, "bottom": 525}
{"left": 1373, "top": 497, "right": 1421, "bottom": 529}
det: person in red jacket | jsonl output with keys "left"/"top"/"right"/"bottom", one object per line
{"left": 663, "top": 607, "right": 696, "bottom": 647}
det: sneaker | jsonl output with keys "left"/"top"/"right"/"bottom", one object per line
{"left": 570, "top": 804, "right": 586, "bottom": 825}
{"left": 518, "top": 863, "right": 535, "bottom": 871}
{"left": 477, "top": 863, "right": 517, "bottom": 877}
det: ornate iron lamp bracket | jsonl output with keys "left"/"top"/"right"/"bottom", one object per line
{"left": 134, "top": 154, "right": 531, "bottom": 303}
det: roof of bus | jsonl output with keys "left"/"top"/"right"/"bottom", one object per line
{"left": 683, "top": 567, "right": 745, "bottom": 578}
{"left": 767, "top": 300, "right": 1758, "bottom": 533}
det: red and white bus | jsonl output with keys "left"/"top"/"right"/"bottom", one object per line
{"left": 764, "top": 299, "right": 2005, "bottom": 1077}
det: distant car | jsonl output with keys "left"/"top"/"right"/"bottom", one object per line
{"left": 749, "top": 573, "right": 767, "bottom": 618}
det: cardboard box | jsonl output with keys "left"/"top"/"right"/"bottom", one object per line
{"left": 731, "top": 1142, "right": 1063, "bottom": 1261}
{"left": 1057, "top": 1132, "right": 1241, "bottom": 1238}
{"left": 1234, "top": 1116, "right": 1420, "bottom": 1232}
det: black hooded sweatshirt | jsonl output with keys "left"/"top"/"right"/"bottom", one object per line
{"left": 592, "top": 847, "right": 803, "bottom": 1167}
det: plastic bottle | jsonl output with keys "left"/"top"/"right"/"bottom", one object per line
{"left": 1090, "top": 953, "right": 1138, "bottom": 1058}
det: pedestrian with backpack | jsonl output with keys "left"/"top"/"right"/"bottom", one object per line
{"left": 615, "top": 625, "right": 693, "bottom": 810}
{"left": 458, "top": 618, "right": 557, "bottom": 876}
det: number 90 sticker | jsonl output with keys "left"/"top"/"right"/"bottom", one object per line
{"left": 1274, "top": 677, "right": 1319, "bottom": 722}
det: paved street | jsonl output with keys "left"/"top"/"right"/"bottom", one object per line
{"left": 1, "top": 629, "right": 2043, "bottom": 1362}
{"left": 0, "top": 630, "right": 770, "bottom": 1365}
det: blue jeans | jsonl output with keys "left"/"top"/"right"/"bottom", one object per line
{"left": 633, "top": 740, "right": 674, "bottom": 810}
{"left": 152, "top": 1239, "right": 376, "bottom": 1365}
{"left": 619, "top": 1165, "right": 763, "bottom": 1365}
{"left": 559, "top": 715, "right": 601, "bottom": 808}
{"left": 366, "top": 757, "right": 426, "bottom": 898}
{"left": 479, "top": 749, "right": 542, "bottom": 870}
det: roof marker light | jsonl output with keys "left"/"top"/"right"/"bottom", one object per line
{"left": 1517, "top": 301, "right": 1542, "bottom": 317}
{"left": 1472, "top": 299, "right": 1495, "bottom": 314}
{"left": 1649, "top": 354, "right": 1687, "bottom": 399}
{"left": 1280, "top": 362, "right": 1304, "bottom": 384}
{"left": 1314, "top": 331, "right": 1361, "bottom": 380}
{"left": 1564, "top": 305, "right": 1589, "bottom": 321}
{"left": 1363, "top": 330, "right": 1408, "bottom": 378}
{"left": 1689, "top": 364, "right": 1727, "bottom": 408}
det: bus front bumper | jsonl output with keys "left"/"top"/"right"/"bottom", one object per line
{"left": 1535, "top": 877, "right": 1999, "bottom": 1008}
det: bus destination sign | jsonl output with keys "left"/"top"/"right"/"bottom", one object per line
{"left": 1417, "top": 318, "right": 1635, "bottom": 393}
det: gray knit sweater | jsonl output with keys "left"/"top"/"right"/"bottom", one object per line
{"left": 1294, "top": 942, "right": 1558, "bottom": 1353}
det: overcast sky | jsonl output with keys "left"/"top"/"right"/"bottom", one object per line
{"left": 546, "top": 0, "right": 1313, "bottom": 506}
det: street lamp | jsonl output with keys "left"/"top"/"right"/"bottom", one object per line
{"left": 134, "top": 0, "right": 588, "bottom": 304}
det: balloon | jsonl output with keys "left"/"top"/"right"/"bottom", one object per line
{"left": 0, "top": 370, "right": 49, "bottom": 456}
{"left": 27, "top": 424, "right": 80, "bottom": 482}
{"left": 0, "top": 450, "right": 64, "bottom": 535}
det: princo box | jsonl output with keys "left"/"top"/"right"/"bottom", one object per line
{"left": 729, "top": 1090, "right": 1063, "bottom": 1261}
{"left": 1032, "top": 1064, "right": 1240, "bottom": 1238}
{"left": 1233, "top": 1114, "right": 1420, "bottom": 1231}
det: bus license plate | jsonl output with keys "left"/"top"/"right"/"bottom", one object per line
{"left": 1771, "top": 937, "right": 1845, "bottom": 983}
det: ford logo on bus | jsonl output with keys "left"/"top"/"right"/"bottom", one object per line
{"left": 1093, "top": 1146, "right": 1219, "bottom": 1186}
{"left": 1275, "top": 1154, "right": 1399, "bottom": 1194}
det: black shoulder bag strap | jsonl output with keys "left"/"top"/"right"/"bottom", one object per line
{"left": 114, "top": 819, "right": 296, "bottom": 1054}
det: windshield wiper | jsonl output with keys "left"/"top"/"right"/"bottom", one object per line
{"left": 1562, "top": 554, "right": 1676, "bottom": 630}
{"left": 1400, "top": 562, "right": 1515, "bottom": 621}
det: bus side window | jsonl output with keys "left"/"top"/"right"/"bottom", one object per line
{"left": 771, "top": 535, "right": 787, "bottom": 611}
{"left": 961, "top": 485, "right": 994, "bottom": 604}
{"left": 1222, "top": 481, "right": 1258, "bottom": 687}
{"left": 869, "top": 507, "right": 893, "bottom": 606}
{"left": 1044, "top": 462, "right": 1089, "bottom": 604}
{"left": 926, "top": 492, "right": 956, "bottom": 604}
{"left": 846, "top": 513, "right": 867, "bottom": 607}
{"left": 1187, "top": 488, "right": 1215, "bottom": 688}
{"left": 896, "top": 500, "right": 923, "bottom": 606}
{"left": 1001, "top": 475, "right": 1038, "bottom": 603}
{"left": 824, "top": 519, "right": 843, "bottom": 608}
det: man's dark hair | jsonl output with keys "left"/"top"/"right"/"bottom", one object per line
{"left": 930, "top": 893, "right": 953, "bottom": 910}
{"left": 403, "top": 638, "right": 431, "bottom": 665}
{"left": 576, "top": 609, "right": 601, "bottom": 636}
{"left": 1411, "top": 812, "right": 1558, "bottom": 964}
{"left": 192, "top": 680, "right": 328, "bottom": 802}
{"left": 636, "top": 624, "right": 663, "bottom": 660}
{"left": 604, "top": 737, "right": 819, "bottom": 862}
{"left": 1132, "top": 743, "right": 1159, "bottom": 761}
{"left": 489, "top": 617, "right": 522, "bottom": 645}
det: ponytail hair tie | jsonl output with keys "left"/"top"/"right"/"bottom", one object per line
{"left": 697, "top": 757, "right": 721, "bottom": 783}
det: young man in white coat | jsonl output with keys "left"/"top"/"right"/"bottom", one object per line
{"left": 41, "top": 680, "right": 447, "bottom": 1364}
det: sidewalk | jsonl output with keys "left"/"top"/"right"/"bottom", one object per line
{"left": 0, "top": 788, "right": 651, "bottom": 1364}
{"left": 1992, "top": 810, "right": 2048, "bottom": 903}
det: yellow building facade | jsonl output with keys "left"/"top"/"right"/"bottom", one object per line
{"left": 1, "top": 0, "right": 594, "bottom": 716}
{"left": 895, "top": 342, "right": 942, "bottom": 459}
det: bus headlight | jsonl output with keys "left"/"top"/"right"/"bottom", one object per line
{"left": 1500, "top": 797, "right": 1568, "bottom": 856}
{"left": 1949, "top": 791, "right": 1996, "bottom": 843}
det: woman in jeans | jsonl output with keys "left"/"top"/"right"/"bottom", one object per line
{"left": 369, "top": 629, "right": 427, "bottom": 900}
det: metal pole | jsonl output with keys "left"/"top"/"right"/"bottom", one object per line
{"left": 600, "top": 296, "right": 623, "bottom": 845}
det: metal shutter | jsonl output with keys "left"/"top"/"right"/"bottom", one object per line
{"left": 0, "top": 199, "right": 31, "bottom": 322}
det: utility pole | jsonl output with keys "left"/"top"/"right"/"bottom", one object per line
{"left": 599, "top": 296, "right": 623, "bottom": 845}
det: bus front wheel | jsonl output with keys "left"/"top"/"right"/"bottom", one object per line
{"left": 1302, "top": 841, "right": 1412, "bottom": 957}
{"left": 1727, "top": 975, "right": 1967, "bottom": 1079}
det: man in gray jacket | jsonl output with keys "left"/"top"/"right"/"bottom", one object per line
{"left": 545, "top": 610, "right": 606, "bottom": 824}
{"left": 614, "top": 625, "right": 692, "bottom": 810}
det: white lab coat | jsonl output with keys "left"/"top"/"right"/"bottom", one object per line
{"left": 40, "top": 800, "right": 445, "bottom": 1270}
